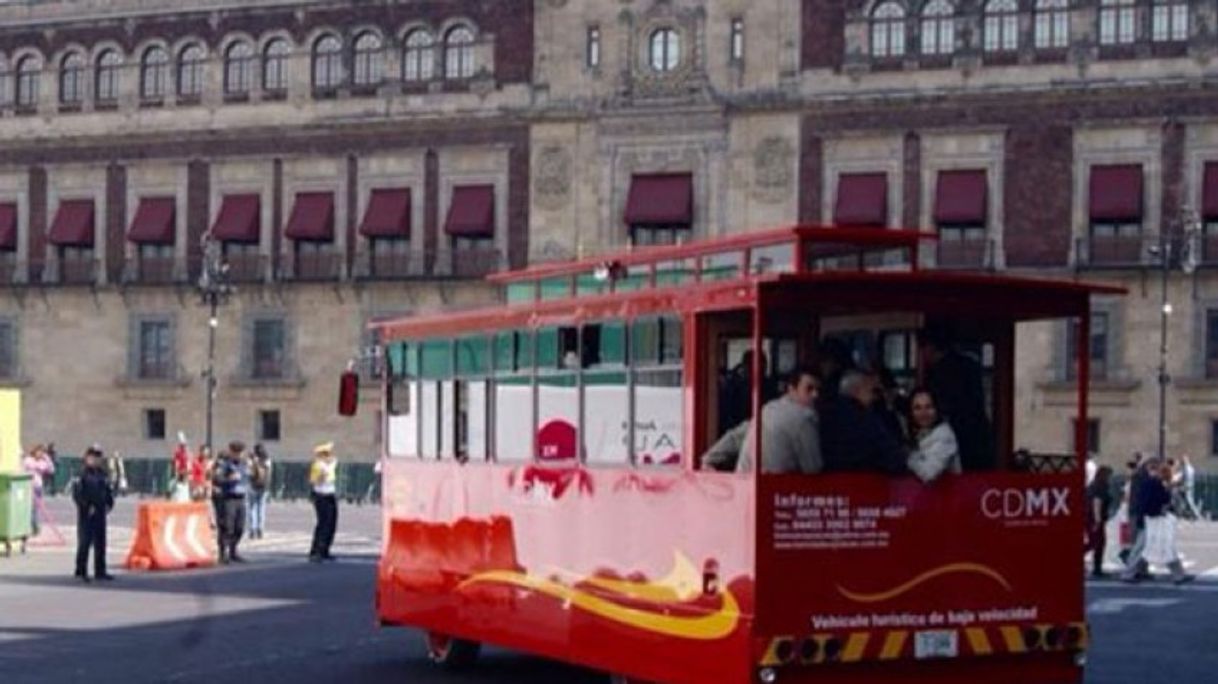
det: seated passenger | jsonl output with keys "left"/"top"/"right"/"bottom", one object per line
{"left": 904, "top": 388, "right": 962, "bottom": 483}
{"left": 919, "top": 323, "right": 993, "bottom": 471}
{"left": 820, "top": 371, "right": 907, "bottom": 474}
{"left": 735, "top": 367, "right": 822, "bottom": 475}
{"left": 701, "top": 421, "right": 748, "bottom": 472}
{"left": 717, "top": 350, "right": 778, "bottom": 439}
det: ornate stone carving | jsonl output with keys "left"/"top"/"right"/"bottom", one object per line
{"left": 752, "top": 136, "right": 794, "bottom": 203}
{"left": 534, "top": 145, "right": 573, "bottom": 210}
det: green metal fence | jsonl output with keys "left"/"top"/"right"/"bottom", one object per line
{"left": 46, "top": 456, "right": 381, "bottom": 504}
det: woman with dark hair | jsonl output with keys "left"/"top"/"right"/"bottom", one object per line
{"left": 904, "top": 388, "right": 962, "bottom": 483}
{"left": 1086, "top": 465, "right": 1115, "bottom": 578}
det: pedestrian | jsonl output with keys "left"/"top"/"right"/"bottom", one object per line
{"left": 1085, "top": 465, "right": 1114, "bottom": 578}
{"left": 189, "top": 445, "right": 212, "bottom": 502}
{"left": 21, "top": 444, "right": 54, "bottom": 536}
{"left": 172, "top": 432, "right": 191, "bottom": 483}
{"left": 212, "top": 441, "right": 250, "bottom": 564}
{"left": 105, "top": 448, "right": 128, "bottom": 497}
{"left": 72, "top": 446, "right": 115, "bottom": 582}
{"left": 1178, "top": 454, "right": 1202, "bottom": 520}
{"left": 308, "top": 442, "right": 339, "bottom": 562}
{"left": 247, "top": 443, "right": 272, "bottom": 539}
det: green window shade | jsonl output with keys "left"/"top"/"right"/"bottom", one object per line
{"left": 420, "top": 339, "right": 451, "bottom": 379}
{"left": 386, "top": 342, "right": 408, "bottom": 376}
{"left": 577, "top": 273, "right": 611, "bottom": 296}
{"left": 632, "top": 319, "right": 660, "bottom": 365}
{"left": 660, "top": 316, "right": 683, "bottom": 364}
{"left": 597, "top": 322, "right": 626, "bottom": 365}
{"left": 455, "top": 336, "right": 489, "bottom": 376}
{"left": 702, "top": 252, "right": 742, "bottom": 281}
{"left": 506, "top": 282, "right": 536, "bottom": 304}
{"left": 539, "top": 276, "right": 572, "bottom": 301}
{"left": 655, "top": 259, "right": 694, "bottom": 286}
{"left": 536, "top": 327, "right": 559, "bottom": 368}
{"left": 614, "top": 265, "right": 650, "bottom": 292}
{"left": 493, "top": 332, "right": 516, "bottom": 372}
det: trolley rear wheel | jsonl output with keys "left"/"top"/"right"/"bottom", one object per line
{"left": 423, "top": 631, "right": 481, "bottom": 670}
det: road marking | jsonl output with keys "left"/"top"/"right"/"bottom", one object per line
{"left": 1088, "top": 598, "right": 1182, "bottom": 614}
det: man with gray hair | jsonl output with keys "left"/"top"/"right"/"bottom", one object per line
{"left": 820, "top": 370, "right": 908, "bottom": 474}
{"left": 734, "top": 366, "right": 823, "bottom": 475}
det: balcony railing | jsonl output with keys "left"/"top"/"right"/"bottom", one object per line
{"left": 936, "top": 238, "right": 994, "bottom": 270}
{"left": 223, "top": 253, "right": 269, "bottom": 283}
{"left": 354, "top": 248, "right": 503, "bottom": 280}
{"left": 1075, "top": 235, "right": 1153, "bottom": 269}
{"left": 45, "top": 257, "right": 99, "bottom": 285}
{"left": 122, "top": 255, "right": 183, "bottom": 285}
{"left": 286, "top": 251, "right": 342, "bottom": 282}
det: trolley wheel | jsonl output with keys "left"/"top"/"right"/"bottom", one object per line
{"left": 424, "top": 631, "right": 481, "bottom": 670}
{"left": 608, "top": 675, "right": 652, "bottom": 684}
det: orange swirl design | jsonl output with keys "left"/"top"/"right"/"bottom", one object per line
{"left": 836, "top": 562, "right": 1012, "bottom": 603}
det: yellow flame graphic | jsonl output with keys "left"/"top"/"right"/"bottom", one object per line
{"left": 457, "top": 552, "right": 739, "bottom": 640}
{"left": 837, "top": 562, "right": 1012, "bottom": 604}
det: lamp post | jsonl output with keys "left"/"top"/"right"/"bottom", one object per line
{"left": 198, "top": 232, "right": 232, "bottom": 456}
{"left": 1152, "top": 208, "right": 1202, "bottom": 461}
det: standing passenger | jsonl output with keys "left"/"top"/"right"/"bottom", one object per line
{"left": 309, "top": 442, "right": 340, "bottom": 562}
{"left": 735, "top": 367, "right": 822, "bottom": 475}
{"left": 919, "top": 323, "right": 993, "bottom": 472}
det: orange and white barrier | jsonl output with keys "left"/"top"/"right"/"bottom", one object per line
{"left": 125, "top": 501, "right": 217, "bottom": 571}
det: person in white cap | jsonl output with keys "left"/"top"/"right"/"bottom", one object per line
{"left": 308, "top": 442, "right": 338, "bottom": 562}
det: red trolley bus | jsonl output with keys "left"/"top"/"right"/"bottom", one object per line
{"left": 367, "top": 226, "right": 1118, "bottom": 684}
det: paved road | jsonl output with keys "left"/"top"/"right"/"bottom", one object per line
{"left": 1, "top": 497, "right": 1215, "bottom": 683}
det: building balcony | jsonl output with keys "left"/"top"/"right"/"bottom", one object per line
{"left": 353, "top": 248, "right": 502, "bottom": 281}
{"left": 43, "top": 257, "right": 99, "bottom": 286}
{"left": 121, "top": 255, "right": 186, "bottom": 285}
{"left": 1075, "top": 235, "right": 1153, "bottom": 270}
{"left": 284, "top": 251, "right": 342, "bottom": 282}
{"left": 935, "top": 237, "right": 994, "bottom": 271}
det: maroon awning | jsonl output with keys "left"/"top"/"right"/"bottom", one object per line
{"left": 284, "top": 192, "right": 335, "bottom": 241}
{"left": 623, "top": 173, "right": 693, "bottom": 225}
{"left": 444, "top": 185, "right": 495, "bottom": 237}
{"left": 0, "top": 203, "right": 15, "bottom": 251}
{"left": 934, "top": 169, "right": 987, "bottom": 225}
{"left": 127, "top": 197, "right": 176, "bottom": 244}
{"left": 1089, "top": 164, "right": 1143, "bottom": 222}
{"left": 48, "top": 199, "right": 95, "bottom": 247}
{"left": 359, "top": 188, "right": 411, "bottom": 238}
{"left": 211, "top": 194, "right": 260, "bottom": 243}
{"left": 834, "top": 173, "right": 888, "bottom": 227}
{"left": 1203, "top": 162, "right": 1218, "bottom": 220}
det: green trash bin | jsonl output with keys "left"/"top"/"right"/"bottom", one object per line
{"left": 0, "top": 472, "right": 33, "bottom": 556}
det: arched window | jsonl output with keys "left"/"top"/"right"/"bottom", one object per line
{"left": 648, "top": 27, "right": 681, "bottom": 72}
{"left": 312, "top": 34, "right": 343, "bottom": 89}
{"left": 1098, "top": 0, "right": 1136, "bottom": 45}
{"left": 59, "top": 52, "right": 85, "bottom": 104}
{"left": 95, "top": 49, "right": 122, "bottom": 102}
{"left": 16, "top": 55, "right": 41, "bottom": 107}
{"left": 177, "top": 44, "right": 205, "bottom": 97}
{"left": 224, "top": 41, "right": 255, "bottom": 95}
{"left": 263, "top": 39, "right": 290, "bottom": 92}
{"left": 353, "top": 32, "right": 383, "bottom": 86}
{"left": 871, "top": 2, "right": 907, "bottom": 57}
{"left": 402, "top": 29, "right": 435, "bottom": 82}
{"left": 1033, "top": 0, "right": 1070, "bottom": 49}
{"left": 141, "top": 46, "right": 169, "bottom": 99}
{"left": 444, "top": 25, "right": 476, "bottom": 79}
{"left": 1151, "top": 0, "right": 1189, "bottom": 43}
{"left": 920, "top": 0, "right": 956, "bottom": 56}
{"left": 983, "top": 0, "right": 1019, "bottom": 52}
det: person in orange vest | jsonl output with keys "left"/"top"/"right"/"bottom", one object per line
{"left": 308, "top": 442, "right": 338, "bottom": 563}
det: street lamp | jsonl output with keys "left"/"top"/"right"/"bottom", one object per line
{"left": 1150, "top": 208, "right": 1202, "bottom": 461}
{"left": 198, "top": 231, "right": 233, "bottom": 456}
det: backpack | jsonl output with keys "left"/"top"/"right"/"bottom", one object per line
{"left": 251, "top": 460, "right": 269, "bottom": 490}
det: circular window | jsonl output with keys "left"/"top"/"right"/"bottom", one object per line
{"left": 649, "top": 28, "right": 681, "bottom": 72}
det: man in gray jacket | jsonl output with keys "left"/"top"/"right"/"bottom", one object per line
{"left": 735, "top": 367, "right": 823, "bottom": 474}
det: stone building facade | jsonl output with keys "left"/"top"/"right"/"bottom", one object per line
{"left": 1, "top": 0, "right": 1217, "bottom": 469}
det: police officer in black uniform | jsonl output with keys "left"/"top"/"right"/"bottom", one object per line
{"left": 73, "top": 446, "right": 115, "bottom": 582}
